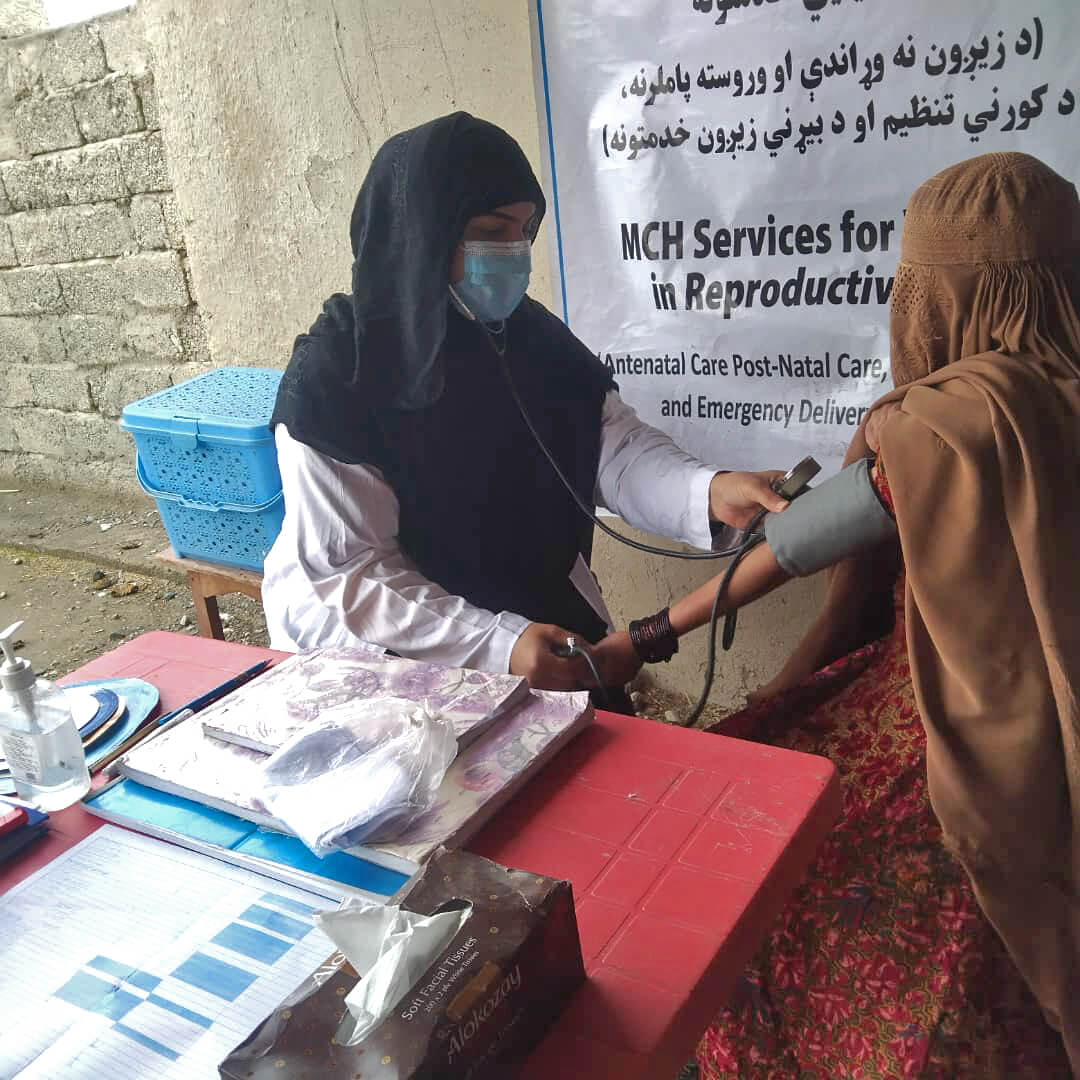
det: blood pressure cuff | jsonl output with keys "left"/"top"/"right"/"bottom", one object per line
{"left": 763, "top": 457, "right": 897, "bottom": 578}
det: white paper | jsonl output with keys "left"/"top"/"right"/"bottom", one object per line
{"left": 0, "top": 826, "right": 335, "bottom": 1080}
{"left": 64, "top": 691, "right": 100, "bottom": 730}
{"left": 569, "top": 553, "right": 615, "bottom": 633}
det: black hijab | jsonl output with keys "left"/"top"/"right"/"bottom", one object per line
{"left": 272, "top": 112, "right": 588, "bottom": 461}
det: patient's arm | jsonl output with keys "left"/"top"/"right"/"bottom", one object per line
{"left": 749, "top": 456, "right": 898, "bottom": 700}
{"left": 591, "top": 457, "right": 898, "bottom": 692}
{"left": 591, "top": 542, "right": 791, "bottom": 684}
{"left": 670, "top": 542, "right": 790, "bottom": 635}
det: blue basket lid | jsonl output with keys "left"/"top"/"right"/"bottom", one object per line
{"left": 120, "top": 366, "right": 283, "bottom": 442}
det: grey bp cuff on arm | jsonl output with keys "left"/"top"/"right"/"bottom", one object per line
{"left": 763, "top": 457, "right": 897, "bottom": 577}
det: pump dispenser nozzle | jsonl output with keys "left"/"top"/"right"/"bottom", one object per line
{"left": 0, "top": 620, "right": 34, "bottom": 692}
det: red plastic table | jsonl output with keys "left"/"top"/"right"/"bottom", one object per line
{"left": 1, "top": 632, "right": 841, "bottom": 1079}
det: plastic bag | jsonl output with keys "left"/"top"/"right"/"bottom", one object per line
{"left": 258, "top": 696, "right": 458, "bottom": 855}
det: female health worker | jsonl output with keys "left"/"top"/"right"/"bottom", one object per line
{"left": 263, "top": 112, "right": 788, "bottom": 693}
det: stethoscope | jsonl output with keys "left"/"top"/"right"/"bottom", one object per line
{"left": 453, "top": 287, "right": 821, "bottom": 721}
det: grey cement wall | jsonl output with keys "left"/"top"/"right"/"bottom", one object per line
{"left": 0, "top": 6, "right": 209, "bottom": 493}
{"left": 140, "top": 0, "right": 554, "bottom": 370}
{"left": 135, "top": 0, "right": 823, "bottom": 711}
{"left": 0, "top": 0, "right": 45, "bottom": 40}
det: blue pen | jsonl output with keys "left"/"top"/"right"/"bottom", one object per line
{"left": 153, "top": 660, "right": 272, "bottom": 729}
{"left": 98, "top": 659, "right": 272, "bottom": 774}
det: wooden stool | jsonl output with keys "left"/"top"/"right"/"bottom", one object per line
{"left": 155, "top": 547, "right": 264, "bottom": 640}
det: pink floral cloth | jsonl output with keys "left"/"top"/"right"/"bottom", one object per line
{"left": 698, "top": 580, "right": 1069, "bottom": 1078}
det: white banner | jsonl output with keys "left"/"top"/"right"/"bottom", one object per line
{"left": 530, "top": 0, "right": 1080, "bottom": 471}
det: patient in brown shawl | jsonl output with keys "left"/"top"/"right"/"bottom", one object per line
{"left": 693, "top": 152, "right": 1080, "bottom": 1077}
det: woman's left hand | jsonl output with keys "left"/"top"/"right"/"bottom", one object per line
{"left": 589, "top": 631, "right": 643, "bottom": 689}
{"left": 709, "top": 470, "right": 789, "bottom": 528}
{"left": 864, "top": 401, "right": 903, "bottom": 453}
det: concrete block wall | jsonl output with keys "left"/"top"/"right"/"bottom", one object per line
{"left": 0, "top": 7, "right": 209, "bottom": 492}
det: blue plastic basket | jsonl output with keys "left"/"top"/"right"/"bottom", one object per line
{"left": 120, "top": 367, "right": 285, "bottom": 572}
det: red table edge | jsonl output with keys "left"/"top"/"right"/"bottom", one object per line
{"left": 515, "top": 745, "right": 842, "bottom": 1079}
{"left": 655, "top": 766, "right": 842, "bottom": 1069}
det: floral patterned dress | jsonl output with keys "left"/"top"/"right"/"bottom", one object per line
{"left": 698, "top": 576, "right": 1070, "bottom": 1078}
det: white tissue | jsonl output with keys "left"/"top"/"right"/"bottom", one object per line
{"left": 315, "top": 898, "right": 470, "bottom": 1044}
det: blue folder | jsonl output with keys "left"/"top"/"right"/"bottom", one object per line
{"left": 83, "top": 778, "right": 410, "bottom": 900}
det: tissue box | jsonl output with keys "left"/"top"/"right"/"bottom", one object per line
{"left": 219, "top": 848, "right": 585, "bottom": 1079}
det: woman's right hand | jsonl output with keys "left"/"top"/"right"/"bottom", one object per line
{"left": 509, "top": 623, "right": 590, "bottom": 691}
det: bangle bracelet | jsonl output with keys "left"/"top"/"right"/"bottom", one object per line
{"left": 628, "top": 607, "right": 679, "bottom": 663}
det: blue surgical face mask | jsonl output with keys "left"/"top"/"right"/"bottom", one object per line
{"left": 451, "top": 240, "right": 531, "bottom": 324}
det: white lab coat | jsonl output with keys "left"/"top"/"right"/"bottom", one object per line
{"left": 262, "top": 390, "right": 720, "bottom": 672}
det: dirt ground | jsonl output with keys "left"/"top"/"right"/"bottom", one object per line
{"left": 0, "top": 545, "right": 269, "bottom": 677}
{"left": 0, "top": 481, "right": 707, "bottom": 724}
{"left": 0, "top": 484, "right": 269, "bottom": 678}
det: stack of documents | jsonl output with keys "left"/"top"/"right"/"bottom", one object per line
{"left": 196, "top": 648, "right": 529, "bottom": 753}
{"left": 102, "top": 649, "right": 592, "bottom": 875}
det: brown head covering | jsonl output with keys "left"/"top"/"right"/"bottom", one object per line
{"left": 799, "top": 152, "right": 1080, "bottom": 1068}
{"left": 889, "top": 152, "right": 1080, "bottom": 385}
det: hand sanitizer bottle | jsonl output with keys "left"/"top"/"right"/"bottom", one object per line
{"left": 0, "top": 621, "right": 90, "bottom": 810}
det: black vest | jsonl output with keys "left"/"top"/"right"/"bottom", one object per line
{"left": 370, "top": 310, "right": 612, "bottom": 642}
